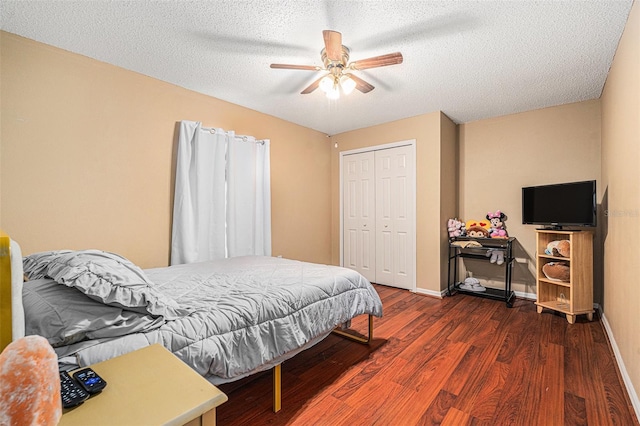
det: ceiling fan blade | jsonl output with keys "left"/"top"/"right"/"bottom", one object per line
{"left": 323, "top": 30, "right": 342, "bottom": 61}
{"left": 347, "top": 74, "right": 375, "bottom": 93}
{"left": 350, "top": 52, "right": 403, "bottom": 70}
{"left": 270, "top": 64, "right": 320, "bottom": 71}
{"left": 301, "top": 75, "right": 326, "bottom": 94}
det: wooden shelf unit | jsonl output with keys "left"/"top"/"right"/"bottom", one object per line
{"left": 535, "top": 229, "right": 594, "bottom": 324}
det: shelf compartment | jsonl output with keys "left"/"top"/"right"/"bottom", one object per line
{"left": 537, "top": 281, "right": 572, "bottom": 304}
{"left": 453, "top": 283, "right": 516, "bottom": 307}
{"left": 537, "top": 256, "right": 571, "bottom": 285}
{"left": 457, "top": 252, "right": 494, "bottom": 261}
{"left": 536, "top": 231, "right": 573, "bottom": 257}
{"left": 450, "top": 236, "right": 514, "bottom": 249}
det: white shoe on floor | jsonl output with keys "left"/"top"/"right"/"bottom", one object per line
{"left": 460, "top": 277, "right": 485, "bottom": 291}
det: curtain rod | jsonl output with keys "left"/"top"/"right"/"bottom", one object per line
{"left": 199, "top": 125, "right": 266, "bottom": 144}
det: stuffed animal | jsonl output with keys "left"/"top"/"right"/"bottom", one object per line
{"left": 0, "top": 335, "right": 62, "bottom": 425}
{"left": 465, "top": 219, "right": 491, "bottom": 238}
{"left": 447, "top": 218, "right": 466, "bottom": 239}
{"left": 545, "top": 240, "right": 571, "bottom": 257}
{"left": 486, "top": 249, "right": 505, "bottom": 265}
{"left": 542, "top": 262, "right": 570, "bottom": 282}
{"left": 486, "top": 210, "right": 508, "bottom": 238}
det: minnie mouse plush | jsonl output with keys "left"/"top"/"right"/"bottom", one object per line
{"left": 486, "top": 210, "right": 508, "bottom": 238}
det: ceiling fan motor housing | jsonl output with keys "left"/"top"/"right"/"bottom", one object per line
{"left": 321, "top": 46, "right": 350, "bottom": 76}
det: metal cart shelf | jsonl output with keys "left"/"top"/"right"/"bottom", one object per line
{"left": 446, "top": 236, "right": 516, "bottom": 307}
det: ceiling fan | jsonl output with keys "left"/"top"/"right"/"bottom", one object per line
{"left": 270, "top": 30, "right": 403, "bottom": 99}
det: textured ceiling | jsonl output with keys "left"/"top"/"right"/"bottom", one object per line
{"left": 0, "top": 0, "right": 633, "bottom": 135}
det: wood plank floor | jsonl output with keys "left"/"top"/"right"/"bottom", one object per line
{"left": 217, "top": 285, "right": 638, "bottom": 425}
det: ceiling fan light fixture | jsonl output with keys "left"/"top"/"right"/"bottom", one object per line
{"left": 340, "top": 75, "right": 356, "bottom": 95}
{"left": 319, "top": 75, "right": 334, "bottom": 93}
{"left": 326, "top": 83, "right": 340, "bottom": 100}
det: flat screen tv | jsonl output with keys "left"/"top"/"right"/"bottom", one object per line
{"left": 522, "top": 180, "right": 596, "bottom": 228}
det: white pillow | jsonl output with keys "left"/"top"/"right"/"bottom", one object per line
{"left": 23, "top": 278, "right": 164, "bottom": 347}
{"left": 23, "top": 250, "right": 191, "bottom": 320}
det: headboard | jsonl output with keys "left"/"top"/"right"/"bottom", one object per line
{"left": 0, "top": 230, "right": 25, "bottom": 352}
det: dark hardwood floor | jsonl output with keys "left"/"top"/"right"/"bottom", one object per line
{"left": 217, "top": 285, "right": 638, "bottom": 425}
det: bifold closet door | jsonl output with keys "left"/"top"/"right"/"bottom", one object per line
{"left": 375, "top": 145, "right": 414, "bottom": 290}
{"left": 343, "top": 145, "right": 415, "bottom": 290}
{"left": 343, "top": 151, "right": 376, "bottom": 283}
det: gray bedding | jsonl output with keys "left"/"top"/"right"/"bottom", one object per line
{"left": 22, "top": 252, "right": 382, "bottom": 383}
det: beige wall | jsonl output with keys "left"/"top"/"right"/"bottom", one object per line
{"left": 459, "top": 100, "right": 602, "bottom": 297}
{"left": 329, "top": 111, "right": 457, "bottom": 293}
{"left": 440, "top": 113, "right": 458, "bottom": 291}
{"left": 601, "top": 0, "right": 640, "bottom": 411}
{"left": 0, "top": 32, "right": 331, "bottom": 268}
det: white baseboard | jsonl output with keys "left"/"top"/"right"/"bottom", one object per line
{"left": 514, "top": 290, "right": 537, "bottom": 300}
{"left": 414, "top": 287, "right": 445, "bottom": 298}
{"left": 600, "top": 312, "right": 640, "bottom": 421}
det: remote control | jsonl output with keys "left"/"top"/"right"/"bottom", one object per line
{"left": 60, "top": 371, "right": 90, "bottom": 409}
{"left": 72, "top": 367, "right": 107, "bottom": 394}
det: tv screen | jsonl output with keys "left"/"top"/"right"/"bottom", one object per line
{"left": 522, "top": 180, "right": 596, "bottom": 228}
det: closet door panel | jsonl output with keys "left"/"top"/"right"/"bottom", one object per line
{"left": 375, "top": 146, "right": 414, "bottom": 290}
{"left": 343, "top": 151, "right": 376, "bottom": 283}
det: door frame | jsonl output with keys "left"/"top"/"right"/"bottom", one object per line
{"left": 339, "top": 139, "right": 417, "bottom": 292}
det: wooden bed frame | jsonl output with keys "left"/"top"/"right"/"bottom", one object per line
{"left": 0, "top": 230, "right": 375, "bottom": 413}
{"left": 0, "top": 230, "right": 12, "bottom": 352}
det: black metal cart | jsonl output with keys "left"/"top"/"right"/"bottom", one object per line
{"left": 446, "top": 236, "right": 516, "bottom": 307}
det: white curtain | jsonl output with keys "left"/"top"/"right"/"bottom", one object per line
{"left": 227, "top": 134, "right": 271, "bottom": 257}
{"left": 171, "top": 121, "right": 226, "bottom": 265}
{"left": 171, "top": 121, "right": 271, "bottom": 265}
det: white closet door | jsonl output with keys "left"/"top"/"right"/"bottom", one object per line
{"left": 375, "top": 146, "right": 415, "bottom": 290}
{"left": 343, "top": 151, "right": 376, "bottom": 283}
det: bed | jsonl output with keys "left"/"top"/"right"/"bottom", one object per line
{"left": 0, "top": 231, "right": 382, "bottom": 412}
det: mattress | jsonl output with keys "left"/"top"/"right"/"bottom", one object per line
{"left": 22, "top": 253, "right": 382, "bottom": 383}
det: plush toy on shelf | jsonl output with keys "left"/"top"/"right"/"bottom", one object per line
{"left": 465, "top": 219, "right": 491, "bottom": 238}
{"left": 542, "top": 261, "right": 570, "bottom": 282}
{"left": 486, "top": 249, "right": 505, "bottom": 265}
{"left": 545, "top": 240, "right": 571, "bottom": 257}
{"left": 486, "top": 210, "right": 508, "bottom": 238}
{"left": 447, "top": 218, "right": 466, "bottom": 239}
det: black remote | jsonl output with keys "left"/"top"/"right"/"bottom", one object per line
{"left": 60, "top": 371, "right": 90, "bottom": 409}
{"left": 72, "top": 367, "right": 107, "bottom": 394}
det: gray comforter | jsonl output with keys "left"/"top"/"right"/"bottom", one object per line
{"left": 22, "top": 252, "right": 382, "bottom": 382}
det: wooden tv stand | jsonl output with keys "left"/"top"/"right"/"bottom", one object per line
{"left": 535, "top": 229, "right": 594, "bottom": 324}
